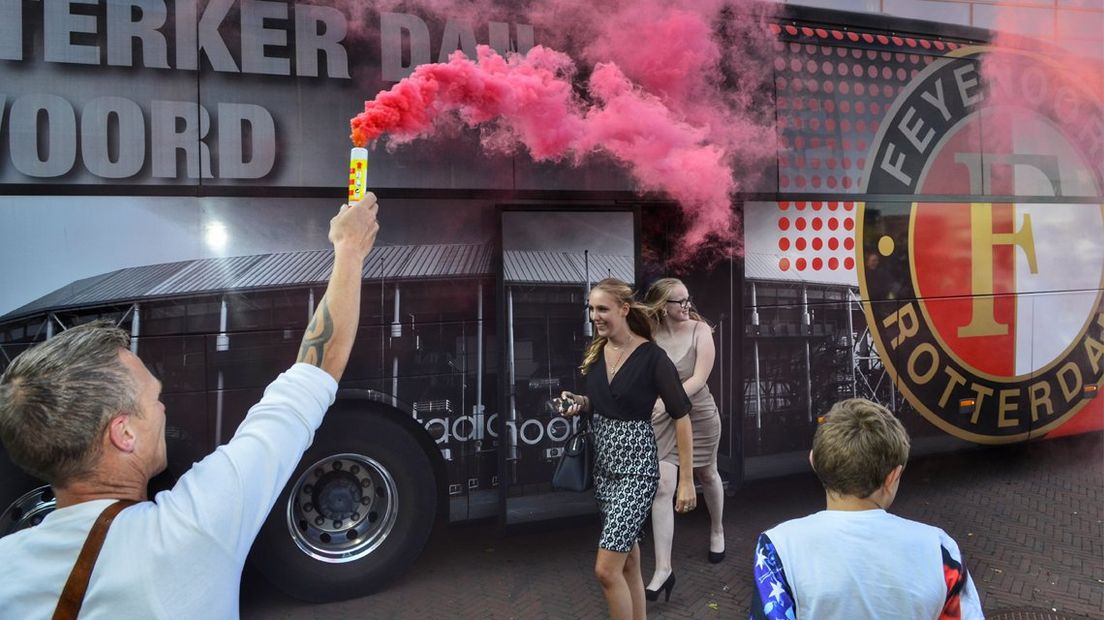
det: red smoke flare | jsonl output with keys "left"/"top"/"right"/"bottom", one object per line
{"left": 351, "top": 46, "right": 582, "bottom": 158}
{"left": 351, "top": 0, "right": 777, "bottom": 261}
{"left": 352, "top": 45, "right": 740, "bottom": 248}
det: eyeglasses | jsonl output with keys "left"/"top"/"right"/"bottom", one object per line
{"left": 667, "top": 298, "right": 692, "bottom": 309}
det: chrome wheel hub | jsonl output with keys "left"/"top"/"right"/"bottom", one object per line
{"left": 1, "top": 486, "right": 55, "bottom": 536}
{"left": 286, "top": 453, "right": 398, "bottom": 563}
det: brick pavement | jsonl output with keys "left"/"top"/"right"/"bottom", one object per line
{"left": 241, "top": 432, "right": 1104, "bottom": 619}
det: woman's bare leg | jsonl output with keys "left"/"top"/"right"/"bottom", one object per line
{"left": 624, "top": 542, "right": 647, "bottom": 620}
{"left": 595, "top": 548, "right": 633, "bottom": 620}
{"left": 695, "top": 463, "right": 725, "bottom": 553}
{"left": 646, "top": 461, "right": 678, "bottom": 590}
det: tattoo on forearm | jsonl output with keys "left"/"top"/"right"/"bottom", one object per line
{"left": 298, "top": 300, "right": 334, "bottom": 366}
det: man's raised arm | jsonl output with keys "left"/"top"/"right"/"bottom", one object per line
{"left": 298, "top": 194, "right": 380, "bottom": 382}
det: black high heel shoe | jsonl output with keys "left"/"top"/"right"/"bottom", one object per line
{"left": 708, "top": 549, "right": 726, "bottom": 564}
{"left": 644, "top": 572, "right": 676, "bottom": 602}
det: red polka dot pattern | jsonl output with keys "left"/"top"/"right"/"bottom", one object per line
{"left": 775, "top": 202, "right": 857, "bottom": 273}
{"left": 772, "top": 24, "right": 969, "bottom": 194}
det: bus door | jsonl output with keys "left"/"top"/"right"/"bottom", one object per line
{"left": 638, "top": 203, "right": 744, "bottom": 488}
{"left": 681, "top": 256, "right": 743, "bottom": 485}
{"left": 496, "top": 206, "right": 637, "bottom": 525}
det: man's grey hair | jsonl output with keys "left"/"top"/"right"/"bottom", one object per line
{"left": 0, "top": 320, "right": 138, "bottom": 486}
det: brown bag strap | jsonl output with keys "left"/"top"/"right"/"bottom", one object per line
{"left": 52, "top": 500, "right": 137, "bottom": 620}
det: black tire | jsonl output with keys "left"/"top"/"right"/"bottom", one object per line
{"left": 249, "top": 408, "right": 437, "bottom": 602}
{"left": 0, "top": 453, "right": 53, "bottom": 536}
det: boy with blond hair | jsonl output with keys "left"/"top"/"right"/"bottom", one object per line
{"left": 749, "top": 399, "right": 984, "bottom": 619}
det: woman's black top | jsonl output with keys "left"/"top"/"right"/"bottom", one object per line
{"left": 585, "top": 340, "right": 692, "bottom": 422}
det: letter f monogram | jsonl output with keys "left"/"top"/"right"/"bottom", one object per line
{"left": 958, "top": 203, "right": 1038, "bottom": 337}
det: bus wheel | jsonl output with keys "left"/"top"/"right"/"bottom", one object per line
{"left": 0, "top": 456, "right": 53, "bottom": 537}
{"left": 250, "top": 410, "right": 437, "bottom": 602}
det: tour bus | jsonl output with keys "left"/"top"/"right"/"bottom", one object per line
{"left": 0, "top": 1, "right": 1100, "bottom": 602}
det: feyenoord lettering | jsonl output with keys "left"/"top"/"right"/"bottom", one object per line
{"left": 860, "top": 47, "right": 1104, "bottom": 443}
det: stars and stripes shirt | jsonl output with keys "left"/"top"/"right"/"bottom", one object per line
{"left": 749, "top": 509, "right": 984, "bottom": 620}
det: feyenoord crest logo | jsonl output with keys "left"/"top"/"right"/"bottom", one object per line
{"left": 859, "top": 47, "right": 1104, "bottom": 443}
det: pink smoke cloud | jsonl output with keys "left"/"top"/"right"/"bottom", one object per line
{"left": 977, "top": 9, "right": 1104, "bottom": 186}
{"left": 529, "top": 0, "right": 778, "bottom": 175}
{"left": 352, "top": 0, "right": 778, "bottom": 261}
{"left": 582, "top": 6, "right": 722, "bottom": 103}
{"left": 351, "top": 46, "right": 581, "bottom": 156}
{"left": 351, "top": 45, "right": 742, "bottom": 248}
{"left": 580, "top": 63, "right": 736, "bottom": 243}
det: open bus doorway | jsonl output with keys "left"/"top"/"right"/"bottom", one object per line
{"left": 497, "top": 207, "right": 637, "bottom": 525}
{"left": 639, "top": 202, "right": 744, "bottom": 491}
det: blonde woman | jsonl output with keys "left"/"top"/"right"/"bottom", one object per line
{"left": 643, "top": 278, "right": 725, "bottom": 600}
{"left": 561, "top": 278, "right": 696, "bottom": 619}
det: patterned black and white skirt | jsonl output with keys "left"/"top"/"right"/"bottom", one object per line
{"left": 592, "top": 414, "right": 660, "bottom": 553}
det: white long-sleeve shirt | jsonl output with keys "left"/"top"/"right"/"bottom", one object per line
{"left": 0, "top": 363, "right": 337, "bottom": 619}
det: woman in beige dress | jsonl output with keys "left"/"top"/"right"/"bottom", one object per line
{"left": 643, "top": 278, "right": 725, "bottom": 600}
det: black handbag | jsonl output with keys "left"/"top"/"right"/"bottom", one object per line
{"left": 552, "top": 416, "right": 594, "bottom": 492}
